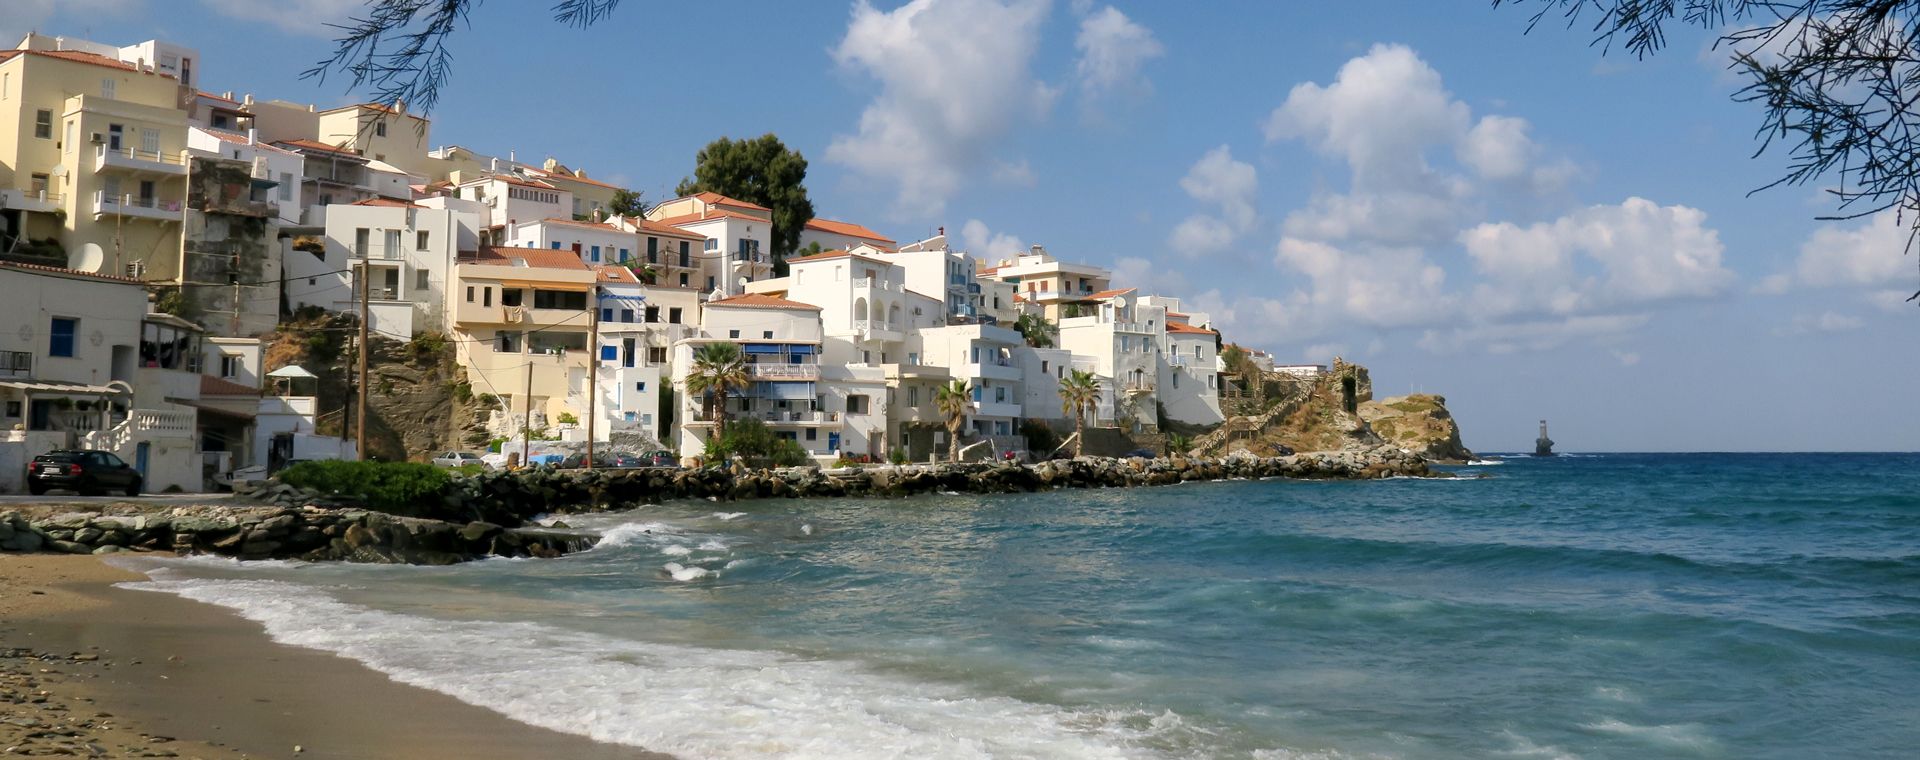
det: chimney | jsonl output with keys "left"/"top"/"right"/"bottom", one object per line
{"left": 246, "top": 127, "right": 257, "bottom": 145}
{"left": 393, "top": 99, "right": 406, "bottom": 114}
{"left": 937, "top": 226, "right": 944, "bottom": 237}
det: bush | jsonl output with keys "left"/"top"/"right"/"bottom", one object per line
{"left": 276, "top": 460, "right": 452, "bottom": 515}
{"left": 556, "top": 412, "right": 578, "bottom": 425}
{"left": 889, "top": 447, "right": 909, "bottom": 465}
{"left": 706, "top": 419, "right": 812, "bottom": 466}
{"left": 1020, "top": 420, "right": 1059, "bottom": 454}
{"left": 772, "top": 440, "right": 811, "bottom": 467}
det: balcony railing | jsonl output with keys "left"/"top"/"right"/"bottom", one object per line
{"left": 350, "top": 242, "right": 407, "bottom": 260}
{"left": 93, "top": 192, "right": 183, "bottom": 219}
{"left": 0, "top": 350, "right": 31, "bottom": 379}
{"left": 0, "top": 189, "right": 64, "bottom": 213}
{"left": 749, "top": 363, "right": 820, "bottom": 380}
{"left": 760, "top": 410, "right": 840, "bottom": 423}
{"left": 853, "top": 277, "right": 900, "bottom": 292}
{"left": 95, "top": 143, "right": 188, "bottom": 174}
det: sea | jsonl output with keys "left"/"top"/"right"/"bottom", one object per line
{"left": 116, "top": 453, "right": 1920, "bottom": 759}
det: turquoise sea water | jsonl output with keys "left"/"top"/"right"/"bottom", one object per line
{"left": 125, "top": 453, "right": 1920, "bottom": 759}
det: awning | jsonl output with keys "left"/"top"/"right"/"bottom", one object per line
{"left": 742, "top": 344, "right": 819, "bottom": 355}
{"left": 168, "top": 398, "right": 256, "bottom": 421}
{"left": 754, "top": 381, "right": 816, "bottom": 400}
{"left": 267, "top": 365, "right": 318, "bottom": 379}
{"left": 0, "top": 379, "right": 125, "bottom": 396}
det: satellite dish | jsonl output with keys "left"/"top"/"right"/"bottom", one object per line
{"left": 70, "top": 242, "right": 105, "bottom": 273}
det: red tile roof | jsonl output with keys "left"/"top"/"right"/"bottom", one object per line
{"left": 704, "top": 293, "right": 822, "bottom": 311}
{"left": 197, "top": 90, "right": 240, "bottom": 104}
{"left": 537, "top": 216, "right": 632, "bottom": 233}
{"left": 529, "top": 168, "right": 621, "bottom": 190}
{"left": 651, "top": 209, "right": 765, "bottom": 227}
{"left": 1165, "top": 322, "right": 1217, "bottom": 336}
{"left": 352, "top": 198, "right": 422, "bottom": 208}
{"left": 788, "top": 248, "right": 890, "bottom": 266}
{"left": 690, "top": 191, "right": 769, "bottom": 211}
{"left": 632, "top": 218, "right": 705, "bottom": 239}
{"left": 200, "top": 374, "right": 260, "bottom": 397}
{"left": 4, "top": 49, "right": 166, "bottom": 78}
{"left": 804, "top": 217, "right": 895, "bottom": 244}
{"left": 0, "top": 260, "right": 146, "bottom": 284}
{"left": 198, "top": 128, "right": 298, "bottom": 154}
{"left": 470, "top": 245, "right": 589, "bottom": 271}
{"left": 592, "top": 265, "right": 639, "bottom": 284}
{"left": 1087, "top": 288, "right": 1136, "bottom": 300}
{"left": 272, "top": 138, "right": 363, "bottom": 158}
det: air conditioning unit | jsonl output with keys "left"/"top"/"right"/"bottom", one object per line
{"left": 124, "top": 262, "right": 146, "bottom": 278}
{"left": 90, "top": 133, "right": 105, "bottom": 144}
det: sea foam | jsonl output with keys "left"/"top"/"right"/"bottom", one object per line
{"left": 120, "top": 578, "right": 1196, "bottom": 759}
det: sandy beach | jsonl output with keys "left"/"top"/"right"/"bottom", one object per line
{"left": 1, "top": 554, "right": 670, "bottom": 760}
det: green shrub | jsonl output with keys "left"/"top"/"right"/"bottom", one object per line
{"left": 889, "top": 447, "right": 909, "bottom": 465}
{"left": 773, "top": 439, "right": 811, "bottom": 467}
{"left": 704, "top": 419, "right": 811, "bottom": 466}
{"left": 556, "top": 412, "right": 578, "bottom": 425}
{"left": 1020, "top": 420, "right": 1058, "bottom": 454}
{"left": 276, "top": 460, "right": 451, "bottom": 514}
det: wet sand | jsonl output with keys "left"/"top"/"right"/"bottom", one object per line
{"left": 1, "top": 554, "right": 671, "bottom": 759}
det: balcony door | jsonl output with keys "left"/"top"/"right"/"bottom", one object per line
{"left": 354, "top": 228, "right": 370, "bottom": 258}
{"left": 384, "top": 230, "right": 402, "bottom": 260}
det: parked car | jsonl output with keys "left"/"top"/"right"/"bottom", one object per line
{"left": 647, "top": 450, "right": 681, "bottom": 468}
{"left": 28, "top": 450, "right": 142, "bottom": 496}
{"left": 430, "top": 451, "right": 488, "bottom": 469}
{"left": 556, "top": 452, "right": 615, "bottom": 469}
{"left": 609, "top": 452, "right": 647, "bottom": 468}
{"left": 1121, "top": 448, "right": 1157, "bottom": 459}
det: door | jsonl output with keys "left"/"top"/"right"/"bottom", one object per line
{"left": 134, "top": 441, "right": 149, "bottom": 479}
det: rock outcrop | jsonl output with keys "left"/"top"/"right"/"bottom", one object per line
{"left": 1358, "top": 394, "right": 1474, "bottom": 463}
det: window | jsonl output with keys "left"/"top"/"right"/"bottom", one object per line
{"left": 634, "top": 381, "right": 647, "bottom": 391}
{"left": 482, "top": 287, "right": 492, "bottom": 307}
{"left": 679, "top": 273, "right": 689, "bottom": 287}
{"left": 417, "top": 231, "right": 430, "bottom": 250}
{"left": 706, "top": 276, "right": 716, "bottom": 290}
{"left": 1041, "top": 360, "right": 1050, "bottom": 373}
{"left": 29, "top": 173, "right": 48, "bottom": 196}
{"left": 678, "top": 244, "right": 690, "bottom": 267}
{"left": 415, "top": 270, "right": 429, "bottom": 291}
{"left": 1172, "top": 374, "right": 1180, "bottom": 389}
{"left": 762, "top": 331, "right": 773, "bottom": 339}
{"left": 34, "top": 109, "right": 52, "bottom": 139}
{"left": 108, "top": 123, "right": 124, "bottom": 150}
{"left": 500, "top": 289, "right": 522, "bottom": 307}
{"left": 532, "top": 290, "right": 587, "bottom": 310}
{"left": 847, "top": 395, "right": 870, "bottom": 414}
{"left": 141, "top": 128, "right": 158, "bottom": 155}
{"left": 279, "top": 172, "right": 293, "bottom": 201}
{"left": 647, "top": 237, "right": 658, "bottom": 261}
{"left": 496, "top": 331, "right": 522, "bottom": 353}
{"left": 619, "top": 308, "right": 634, "bottom": 323}
{"left": 622, "top": 338, "right": 636, "bottom": 368}
{"left": 64, "top": 122, "right": 73, "bottom": 154}
{"left": 590, "top": 245, "right": 601, "bottom": 263}
{"left": 101, "top": 78, "right": 116, "bottom": 99}
{"left": 374, "top": 120, "right": 387, "bottom": 137}
{"left": 728, "top": 330, "right": 741, "bottom": 339}
{"left": 647, "top": 347, "right": 667, "bottom": 364}
{"left": 601, "top": 308, "right": 614, "bottom": 323}
{"left": 995, "top": 387, "right": 1007, "bottom": 403}
{"left": 219, "top": 355, "right": 241, "bottom": 378}
{"left": 908, "top": 387, "right": 919, "bottom": 407}
{"left": 805, "top": 428, "right": 817, "bottom": 441}
{"left": 645, "top": 306, "right": 660, "bottom": 323}
{"left": 704, "top": 238, "right": 718, "bottom": 252}
{"left": 668, "top": 307, "right": 682, "bottom": 324}
{"left": 619, "top": 248, "right": 629, "bottom": 262}
{"left": 551, "top": 241, "right": 562, "bottom": 250}
{"left": 48, "top": 318, "right": 77, "bottom": 358}
{"left": 465, "top": 286, "right": 475, "bottom": 302}
{"left": 600, "top": 345, "right": 618, "bottom": 362}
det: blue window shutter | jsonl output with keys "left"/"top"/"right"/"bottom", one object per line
{"left": 48, "top": 318, "right": 76, "bottom": 358}
{"left": 600, "top": 345, "right": 618, "bottom": 361}
{"left": 551, "top": 241, "right": 561, "bottom": 249}
{"left": 601, "top": 308, "right": 613, "bottom": 322}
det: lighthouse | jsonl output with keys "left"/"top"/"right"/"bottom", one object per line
{"left": 1533, "top": 420, "right": 1555, "bottom": 457}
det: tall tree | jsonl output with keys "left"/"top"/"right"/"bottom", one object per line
{"left": 674, "top": 135, "right": 816, "bottom": 274}
{"left": 1014, "top": 313, "right": 1056, "bottom": 348}
{"left": 935, "top": 380, "right": 973, "bottom": 462}
{"left": 608, "top": 188, "right": 648, "bottom": 218}
{"left": 1058, "top": 370, "right": 1101, "bottom": 457}
{"left": 684, "top": 342, "right": 749, "bottom": 437}
{"left": 1499, "top": 0, "right": 1920, "bottom": 300}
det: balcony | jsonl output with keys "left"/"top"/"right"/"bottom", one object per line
{"left": 95, "top": 144, "right": 188, "bottom": 175}
{"left": 0, "top": 189, "right": 63, "bottom": 214}
{"left": 970, "top": 400, "right": 1022, "bottom": 419}
{"left": 0, "top": 350, "right": 30, "bottom": 379}
{"left": 852, "top": 277, "right": 901, "bottom": 292}
{"left": 749, "top": 363, "right": 820, "bottom": 380}
{"left": 963, "top": 361, "right": 1022, "bottom": 382}
{"left": 850, "top": 319, "right": 903, "bottom": 343}
{"left": 201, "top": 196, "right": 277, "bottom": 218}
{"left": 686, "top": 409, "right": 841, "bottom": 427}
{"left": 1112, "top": 321, "right": 1155, "bottom": 334}
{"left": 350, "top": 242, "right": 408, "bottom": 261}
{"left": 93, "top": 192, "right": 183, "bottom": 221}
{"left": 1122, "top": 380, "right": 1156, "bottom": 394}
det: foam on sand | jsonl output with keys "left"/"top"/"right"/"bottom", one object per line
{"left": 119, "top": 577, "right": 1210, "bottom": 760}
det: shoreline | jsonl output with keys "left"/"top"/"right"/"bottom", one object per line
{"left": 1, "top": 555, "right": 672, "bottom": 760}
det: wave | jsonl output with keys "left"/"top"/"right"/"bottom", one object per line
{"left": 1466, "top": 459, "right": 1505, "bottom": 466}
{"left": 1580, "top": 718, "right": 1718, "bottom": 751}
{"left": 119, "top": 577, "right": 1233, "bottom": 759}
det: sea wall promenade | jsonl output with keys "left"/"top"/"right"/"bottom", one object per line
{"left": 1, "top": 446, "right": 1438, "bottom": 564}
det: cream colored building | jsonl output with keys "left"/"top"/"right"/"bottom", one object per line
{"left": 978, "top": 245, "right": 1113, "bottom": 321}
{"left": 647, "top": 192, "right": 773, "bottom": 296}
{"left": 315, "top": 102, "right": 432, "bottom": 178}
{"left": 449, "top": 246, "right": 597, "bottom": 440}
{"left": 0, "top": 45, "right": 192, "bottom": 280}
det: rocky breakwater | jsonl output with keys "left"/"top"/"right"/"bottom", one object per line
{"left": 0, "top": 506, "right": 595, "bottom": 565}
{"left": 363, "top": 444, "right": 1441, "bottom": 521}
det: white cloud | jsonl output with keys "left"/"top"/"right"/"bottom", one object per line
{"left": 1459, "top": 197, "right": 1736, "bottom": 316}
{"left": 1113, "top": 256, "right": 1189, "bottom": 296}
{"left": 959, "top": 219, "right": 1026, "bottom": 262}
{"left": 1611, "top": 349, "right": 1642, "bottom": 366}
{"left": 199, "top": 0, "right": 363, "bottom": 35}
{"left": 1774, "top": 311, "right": 1866, "bottom": 336}
{"left": 1303, "top": 343, "right": 1350, "bottom": 363}
{"left": 1868, "top": 288, "right": 1916, "bottom": 313}
{"left": 1794, "top": 211, "right": 1913, "bottom": 288}
{"left": 990, "top": 159, "right": 1037, "bottom": 187}
{"left": 1418, "top": 314, "right": 1652, "bottom": 355}
{"left": 1264, "top": 43, "right": 1470, "bottom": 188}
{"left": 1073, "top": 5, "right": 1163, "bottom": 99}
{"left": 1168, "top": 145, "right": 1257, "bottom": 255}
{"left": 828, "top": 0, "right": 1054, "bottom": 216}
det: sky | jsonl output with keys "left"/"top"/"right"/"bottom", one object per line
{"left": 8, "top": 0, "right": 1915, "bottom": 452}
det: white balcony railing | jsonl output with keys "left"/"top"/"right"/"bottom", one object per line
{"left": 93, "top": 191, "right": 183, "bottom": 220}
{"left": 350, "top": 243, "right": 407, "bottom": 261}
{"left": 95, "top": 143, "right": 188, "bottom": 174}
{"left": 750, "top": 363, "right": 820, "bottom": 380}
{"left": 0, "top": 189, "right": 63, "bottom": 213}
{"left": 853, "top": 277, "right": 901, "bottom": 292}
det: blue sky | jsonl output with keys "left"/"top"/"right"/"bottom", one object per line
{"left": 10, "top": 0, "right": 1915, "bottom": 451}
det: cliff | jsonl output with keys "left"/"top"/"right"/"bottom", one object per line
{"left": 1358, "top": 394, "right": 1475, "bottom": 463}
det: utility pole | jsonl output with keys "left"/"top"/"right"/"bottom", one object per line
{"left": 585, "top": 285, "right": 600, "bottom": 471}
{"left": 356, "top": 260, "right": 369, "bottom": 460}
{"left": 521, "top": 361, "right": 534, "bottom": 468}
{"left": 229, "top": 249, "right": 241, "bottom": 336}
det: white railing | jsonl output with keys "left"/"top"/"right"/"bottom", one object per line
{"left": 96, "top": 143, "right": 187, "bottom": 167}
{"left": 761, "top": 410, "right": 840, "bottom": 423}
{"left": 853, "top": 278, "right": 900, "bottom": 292}
{"left": 132, "top": 408, "right": 195, "bottom": 437}
{"left": 351, "top": 242, "right": 407, "bottom": 260}
{"left": 94, "top": 191, "right": 183, "bottom": 215}
{"left": 750, "top": 363, "right": 820, "bottom": 380}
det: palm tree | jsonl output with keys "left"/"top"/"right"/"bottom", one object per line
{"left": 935, "top": 380, "right": 972, "bottom": 462}
{"left": 685, "top": 342, "right": 749, "bottom": 436}
{"left": 1013, "top": 313, "right": 1055, "bottom": 348}
{"left": 1058, "top": 369, "right": 1101, "bottom": 457}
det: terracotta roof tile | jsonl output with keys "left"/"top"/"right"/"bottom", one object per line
{"left": 651, "top": 209, "right": 764, "bottom": 227}
{"left": 704, "top": 293, "right": 822, "bottom": 311}
{"left": 351, "top": 198, "right": 422, "bottom": 208}
{"left": 592, "top": 265, "right": 639, "bottom": 284}
{"left": 804, "top": 217, "right": 894, "bottom": 244}
{"left": 9, "top": 50, "right": 162, "bottom": 77}
{"left": 272, "top": 138, "right": 363, "bottom": 158}
{"left": 1087, "top": 288, "right": 1135, "bottom": 300}
{"left": 690, "top": 191, "right": 769, "bottom": 211}
{"left": 1165, "top": 322, "right": 1217, "bottom": 335}
{"left": 631, "top": 218, "right": 705, "bottom": 239}
{"left": 0, "top": 260, "right": 146, "bottom": 284}
{"left": 529, "top": 168, "right": 621, "bottom": 190}
{"left": 200, "top": 374, "right": 260, "bottom": 397}
{"left": 537, "top": 216, "right": 632, "bottom": 232}
{"left": 470, "top": 245, "right": 589, "bottom": 271}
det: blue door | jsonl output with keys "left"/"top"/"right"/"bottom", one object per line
{"left": 827, "top": 433, "right": 840, "bottom": 453}
{"left": 134, "top": 442, "right": 149, "bottom": 477}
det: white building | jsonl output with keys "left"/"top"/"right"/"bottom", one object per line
{"left": 646, "top": 192, "right": 773, "bottom": 297}
{"left": 978, "top": 245, "right": 1114, "bottom": 321}
{"left": 588, "top": 265, "right": 699, "bottom": 446}
{"left": 504, "top": 217, "right": 639, "bottom": 267}
{"left": 670, "top": 293, "right": 840, "bottom": 461}
{"left": 285, "top": 197, "right": 480, "bottom": 338}
{"left": 605, "top": 216, "right": 707, "bottom": 289}
{"left": 798, "top": 217, "right": 895, "bottom": 253}
{"left": 885, "top": 230, "right": 988, "bottom": 323}
{"left": 915, "top": 321, "right": 1028, "bottom": 454}
{"left": 454, "top": 174, "right": 571, "bottom": 231}
{"left": 1056, "top": 288, "right": 1166, "bottom": 431}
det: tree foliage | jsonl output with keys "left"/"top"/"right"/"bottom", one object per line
{"left": 1014, "top": 313, "right": 1056, "bottom": 348}
{"left": 1058, "top": 370, "right": 1102, "bottom": 457}
{"left": 935, "top": 380, "right": 972, "bottom": 462}
{"left": 608, "top": 188, "right": 648, "bottom": 218}
{"left": 1498, "top": 0, "right": 1920, "bottom": 300}
{"left": 674, "top": 135, "right": 816, "bottom": 264}
{"left": 684, "top": 342, "right": 749, "bottom": 436}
